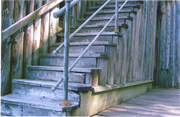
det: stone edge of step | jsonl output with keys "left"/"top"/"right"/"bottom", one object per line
{"left": 57, "top": 32, "right": 123, "bottom": 37}
{"left": 77, "top": 16, "right": 133, "bottom": 22}
{"left": 27, "top": 65, "right": 101, "bottom": 73}
{"left": 50, "top": 41, "right": 117, "bottom": 47}
{"left": 12, "top": 79, "right": 92, "bottom": 92}
{"left": 85, "top": 10, "right": 137, "bottom": 15}
{"left": 90, "top": 4, "right": 140, "bottom": 10}
{"left": 1, "top": 93, "right": 79, "bottom": 112}
{"left": 39, "top": 53, "right": 110, "bottom": 59}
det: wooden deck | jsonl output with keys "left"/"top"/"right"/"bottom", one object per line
{"left": 93, "top": 88, "right": 180, "bottom": 117}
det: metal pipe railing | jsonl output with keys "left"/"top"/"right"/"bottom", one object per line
{"left": 114, "top": 0, "right": 119, "bottom": 32}
{"left": 52, "top": 0, "right": 111, "bottom": 56}
{"left": 51, "top": 0, "right": 129, "bottom": 92}
{"left": 63, "top": 0, "right": 70, "bottom": 102}
{"left": 53, "top": 0, "right": 80, "bottom": 18}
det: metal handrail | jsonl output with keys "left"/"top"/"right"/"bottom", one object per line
{"left": 53, "top": 0, "right": 80, "bottom": 18}
{"left": 51, "top": 0, "right": 129, "bottom": 91}
{"left": 52, "top": 0, "right": 111, "bottom": 56}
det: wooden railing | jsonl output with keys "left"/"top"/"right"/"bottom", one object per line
{"left": 1, "top": 0, "right": 100, "bottom": 96}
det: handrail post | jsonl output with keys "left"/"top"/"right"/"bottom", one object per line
{"left": 114, "top": 0, "right": 119, "bottom": 32}
{"left": 60, "top": 0, "right": 71, "bottom": 106}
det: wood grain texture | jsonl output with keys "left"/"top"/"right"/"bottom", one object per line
{"left": 49, "top": 6, "right": 59, "bottom": 45}
{"left": 175, "top": 1, "right": 180, "bottom": 88}
{"left": 1, "top": 0, "right": 63, "bottom": 41}
{"left": 32, "top": 0, "right": 42, "bottom": 65}
{"left": 1, "top": 0, "right": 14, "bottom": 95}
{"left": 155, "top": 1, "right": 180, "bottom": 87}
{"left": 11, "top": 0, "right": 25, "bottom": 82}
{"left": 40, "top": 0, "right": 50, "bottom": 53}
{"left": 94, "top": 88, "right": 180, "bottom": 117}
{"left": 24, "top": 0, "right": 34, "bottom": 78}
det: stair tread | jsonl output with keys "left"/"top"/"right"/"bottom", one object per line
{"left": 90, "top": 4, "right": 140, "bottom": 10}
{"left": 13, "top": 79, "right": 92, "bottom": 92}
{"left": 51, "top": 41, "right": 117, "bottom": 47}
{"left": 40, "top": 53, "right": 109, "bottom": 58}
{"left": 28, "top": 65, "right": 101, "bottom": 73}
{"left": 70, "top": 24, "right": 124, "bottom": 29}
{"left": 78, "top": 17, "right": 129, "bottom": 22}
{"left": 86, "top": 10, "right": 135, "bottom": 15}
{"left": 1, "top": 93, "right": 79, "bottom": 112}
{"left": 57, "top": 32, "right": 123, "bottom": 37}
{"left": 97, "top": 0, "right": 141, "bottom": 4}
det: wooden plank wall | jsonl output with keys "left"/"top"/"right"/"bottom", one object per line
{"left": 1, "top": 0, "right": 58, "bottom": 96}
{"left": 155, "top": 1, "right": 180, "bottom": 88}
{"left": 1, "top": 0, "right": 98, "bottom": 96}
{"left": 117, "top": 0, "right": 157, "bottom": 85}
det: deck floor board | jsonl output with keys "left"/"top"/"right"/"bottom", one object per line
{"left": 93, "top": 88, "right": 180, "bottom": 117}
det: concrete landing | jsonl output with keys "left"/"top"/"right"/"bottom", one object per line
{"left": 93, "top": 88, "right": 180, "bottom": 117}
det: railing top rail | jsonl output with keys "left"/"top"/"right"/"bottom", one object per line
{"left": 53, "top": 0, "right": 80, "bottom": 18}
{"left": 1, "top": 0, "right": 63, "bottom": 41}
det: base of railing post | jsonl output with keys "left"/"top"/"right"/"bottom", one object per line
{"left": 114, "top": 29, "right": 119, "bottom": 32}
{"left": 60, "top": 100, "right": 71, "bottom": 106}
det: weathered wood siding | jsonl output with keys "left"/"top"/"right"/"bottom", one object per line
{"left": 155, "top": 1, "right": 180, "bottom": 88}
{"left": 1, "top": 0, "right": 56, "bottom": 96}
{"left": 116, "top": 0, "right": 157, "bottom": 85}
{"left": 1, "top": 0, "right": 95, "bottom": 96}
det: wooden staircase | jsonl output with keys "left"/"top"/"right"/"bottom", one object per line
{"left": 1, "top": 0, "right": 153, "bottom": 116}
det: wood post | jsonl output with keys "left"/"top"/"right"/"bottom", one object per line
{"left": 1, "top": 0, "right": 14, "bottom": 95}
{"left": 49, "top": 5, "right": 59, "bottom": 46}
{"left": 175, "top": 1, "right": 180, "bottom": 88}
{"left": 11, "top": 0, "right": 26, "bottom": 82}
{"left": 40, "top": 0, "right": 50, "bottom": 53}
{"left": 32, "top": 0, "right": 42, "bottom": 65}
{"left": 24, "top": 0, "right": 34, "bottom": 78}
{"left": 120, "top": 27, "right": 128, "bottom": 84}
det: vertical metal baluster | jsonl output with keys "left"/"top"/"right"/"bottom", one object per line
{"left": 114, "top": 0, "right": 119, "bottom": 32}
{"left": 60, "top": 0, "right": 71, "bottom": 106}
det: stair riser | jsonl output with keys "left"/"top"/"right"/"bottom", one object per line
{"left": 28, "top": 69, "right": 98, "bottom": 86}
{"left": 40, "top": 57, "right": 97, "bottom": 68}
{"left": 1, "top": 103, "right": 66, "bottom": 116}
{"left": 50, "top": 45, "right": 105, "bottom": 55}
{"left": 66, "top": 36, "right": 113, "bottom": 43}
{"left": 28, "top": 69, "right": 85, "bottom": 83}
{"left": 12, "top": 83, "right": 79, "bottom": 101}
{"left": 86, "top": 13, "right": 130, "bottom": 20}
{"left": 77, "top": 19, "right": 124, "bottom": 26}
{"left": 89, "top": 7, "right": 134, "bottom": 13}
{"left": 96, "top": 2, "right": 137, "bottom": 6}
{"left": 70, "top": 26, "right": 116, "bottom": 33}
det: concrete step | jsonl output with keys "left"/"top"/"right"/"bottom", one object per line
{"left": 90, "top": 4, "right": 140, "bottom": 11}
{"left": 57, "top": 32, "right": 123, "bottom": 43}
{"left": 39, "top": 53, "right": 109, "bottom": 68}
{"left": 89, "top": 6, "right": 137, "bottom": 13}
{"left": 1, "top": 93, "right": 78, "bottom": 116}
{"left": 77, "top": 18, "right": 124, "bottom": 26}
{"left": 27, "top": 65, "right": 101, "bottom": 85}
{"left": 70, "top": 25, "right": 117, "bottom": 33}
{"left": 75, "top": 16, "right": 132, "bottom": 30}
{"left": 69, "top": 23, "right": 130, "bottom": 34}
{"left": 50, "top": 42, "right": 116, "bottom": 55}
{"left": 85, "top": 9, "right": 136, "bottom": 19}
{"left": 85, "top": 12, "right": 130, "bottom": 20}
{"left": 12, "top": 79, "right": 91, "bottom": 100}
{"left": 86, "top": 9, "right": 137, "bottom": 16}
{"left": 97, "top": 0, "right": 143, "bottom": 5}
